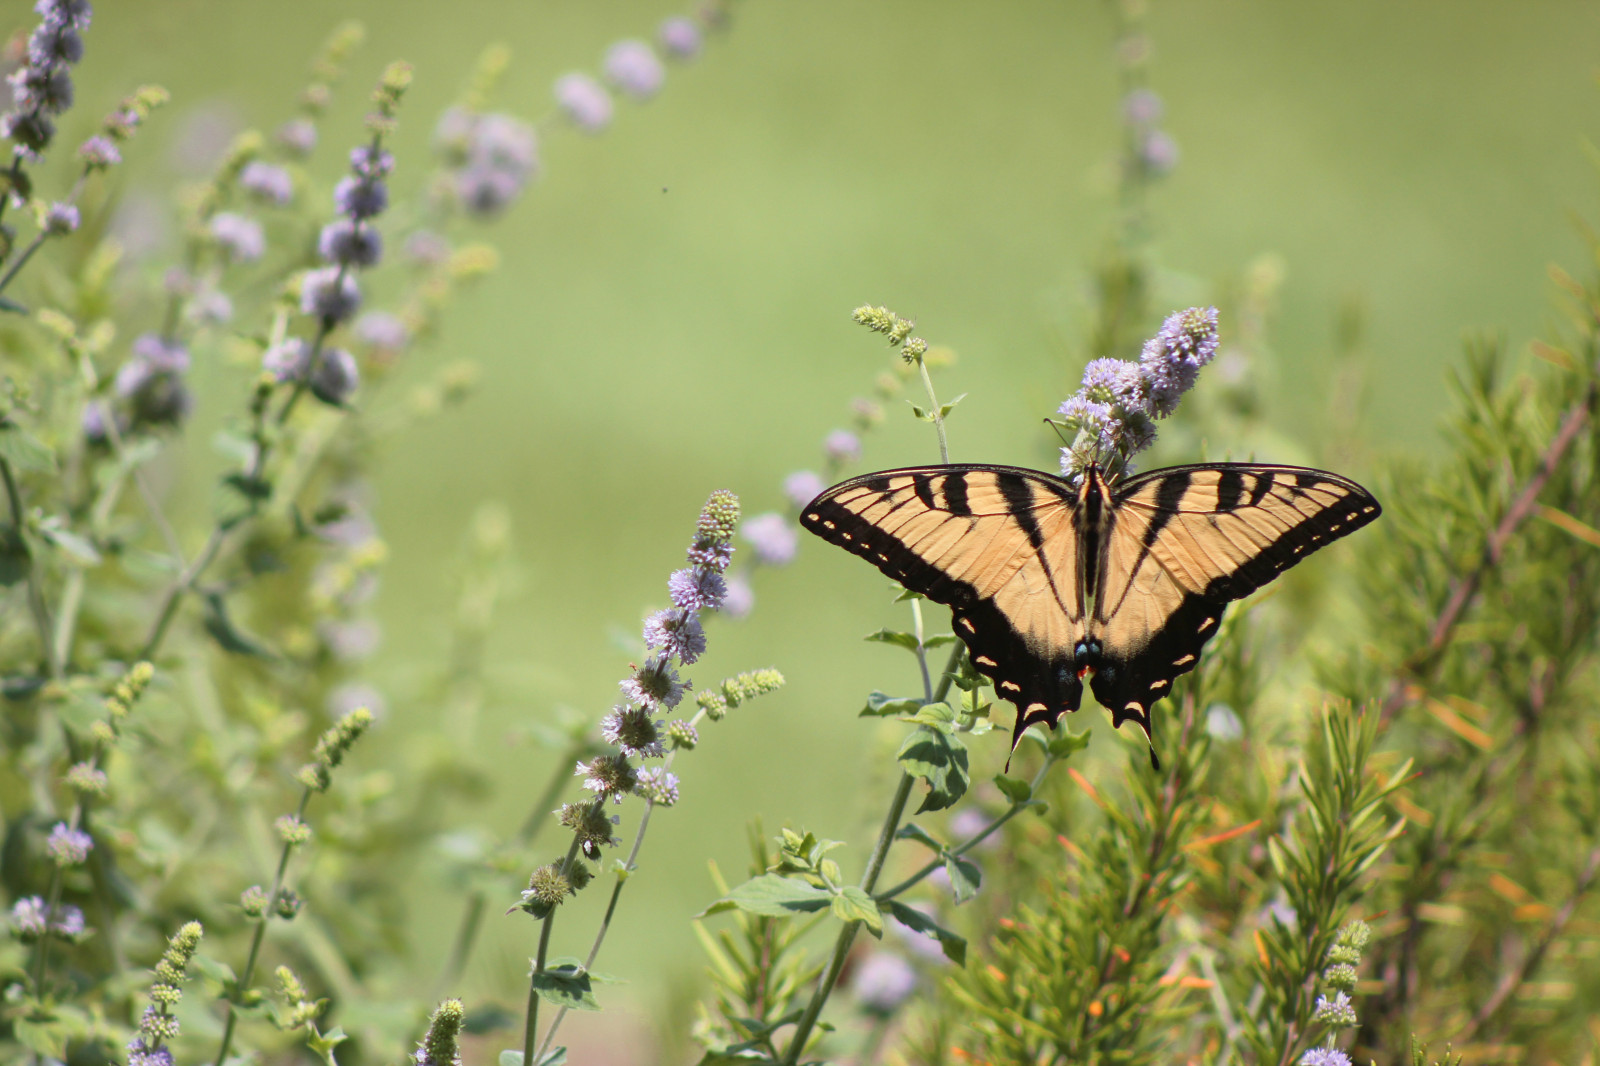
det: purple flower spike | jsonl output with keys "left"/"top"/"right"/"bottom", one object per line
{"left": 554, "top": 73, "right": 613, "bottom": 133}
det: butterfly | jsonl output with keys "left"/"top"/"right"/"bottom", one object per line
{"left": 800, "top": 461, "right": 1381, "bottom": 763}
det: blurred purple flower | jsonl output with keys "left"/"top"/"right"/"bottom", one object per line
{"left": 658, "top": 17, "right": 703, "bottom": 60}
{"left": 190, "top": 288, "right": 232, "bottom": 326}
{"left": 719, "top": 572, "right": 754, "bottom": 618}
{"left": 328, "top": 682, "right": 386, "bottom": 720}
{"left": 318, "top": 219, "right": 383, "bottom": 267}
{"left": 334, "top": 175, "right": 388, "bottom": 220}
{"left": 1122, "top": 87, "right": 1163, "bottom": 126}
{"left": 78, "top": 133, "right": 118, "bottom": 167}
{"left": 210, "top": 212, "right": 263, "bottom": 262}
{"left": 852, "top": 952, "right": 917, "bottom": 1014}
{"left": 603, "top": 40, "right": 665, "bottom": 101}
{"left": 308, "top": 346, "right": 360, "bottom": 406}
{"left": 301, "top": 267, "right": 361, "bottom": 322}
{"left": 740, "top": 512, "right": 798, "bottom": 566}
{"left": 554, "top": 72, "right": 613, "bottom": 133}
{"left": 634, "top": 766, "right": 680, "bottom": 805}
{"left": 320, "top": 618, "right": 380, "bottom": 661}
{"left": 824, "top": 429, "right": 860, "bottom": 464}
{"left": 44, "top": 201, "right": 78, "bottom": 234}
{"left": 262, "top": 338, "right": 310, "bottom": 383}
{"left": 11, "top": 896, "right": 48, "bottom": 937}
{"left": 1140, "top": 130, "right": 1179, "bottom": 176}
{"left": 47, "top": 822, "right": 92, "bottom": 865}
{"left": 277, "top": 117, "right": 316, "bottom": 156}
{"left": 405, "top": 229, "right": 450, "bottom": 265}
{"left": 240, "top": 160, "right": 293, "bottom": 205}
{"left": 355, "top": 311, "right": 409, "bottom": 353}
{"left": 783, "top": 470, "right": 825, "bottom": 510}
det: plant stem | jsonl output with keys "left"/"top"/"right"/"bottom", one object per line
{"left": 522, "top": 833, "right": 584, "bottom": 1066}
{"left": 875, "top": 752, "right": 1057, "bottom": 902}
{"left": 2, "top": 455, "right": 61, "bottom": 678}
{"left": 915, "top": 359, "right": 950, "bottom": 465}
{"left": 0, "top": 232, "right": 49, "bottom": 295}
{"left": 213, "top": 789, "right": 311, "bottom": 1066}
{"left": 783, "top": 772, "right": 916, "bottom": 1066}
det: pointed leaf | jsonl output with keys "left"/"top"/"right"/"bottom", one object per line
{"left": 993, "top": 774, "right": 1032, "bottom": 804}
{"left": 894, "top": 823, "right": 944, "bottom": 852}
{"left": 699, "top": 874, "right": 832, "bottom": 919}
{"left": 0, "top": 295, "right": 29, "bottom": 314}
{"left": 907, "top": 702, "right": 955, "bottom": 730}
{"left": 923, "top": 633, "right": 958, "bottom": 649}
{"left": 36, "top": 519, "right": 101, "bottom": 566}
{"left": 943, "top": 854, "right": 982, "bottom": 903}
{"left": 864, "top": 628, "right": 922, "bottom": 653}
{"left": 1046, "top": 727, "right": 1092, "bottom": 759}
{"left": 536, "top": 1049, "right": 568, "bottom": 1066}
{"left": 501, "top": 1052, "right": 525, "bottom": 1066}
{"left": 530, "top": 960, "right": 600, "bottom": 1011}
{"left": 201, "top": 592, "right": 275, "bottom": 658}
{"left": 860, "top": 691, "right": 923, "bottom": 718}
{"left": 831, "top": 886, "right": 883, "bottom": 935}
{"left": 897, "top": 726, "right": 969, "bottom": 812}
{"left": 882, "top": 899, "right": 967, "bottom": 965}
{"left": 0, "top": 423, "right": 55, "bottom": 473}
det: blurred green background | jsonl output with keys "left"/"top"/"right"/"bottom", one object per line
{"left": 68, "top": 0, "right": 1600, "bottom": 1036}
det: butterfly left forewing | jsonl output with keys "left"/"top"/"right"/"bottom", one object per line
{"left": 1088, "top": 463, "right": 1381, "bottom": 740}
{"left": 801, "top": 465, "right": 1088, "bottom": 750}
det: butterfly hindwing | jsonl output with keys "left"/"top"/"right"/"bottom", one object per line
{"left": 800, "top": 465, "right": 1087, "bottom": 747}
{"left": 1088, "top": 463, "right": 1383, "bottom": 738}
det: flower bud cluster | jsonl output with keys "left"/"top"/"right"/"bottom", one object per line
{"left": 126, "top": 921, "right": 203, "bottom": 1066}
{"left": 297, "top": 705, "right": 374, "bottom": 792}
{"left": 694, "top": 668, "right": 786, "bottom": 720}
{"left": 1, "top": 0, "right": 92, "bottom": 160}
{"left": 1056, "top": 306, "right": 1220, "bottom": 482}
{"left": 435, "top": 109, "right": 539, "bottom": 217}
{"left": 414, "top": 998, "right": 466, "bottom": 1066}
{"left": 1297, "top": 920, "right": 1371, "bottom": 1066}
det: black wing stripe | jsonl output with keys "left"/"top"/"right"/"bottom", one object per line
{"left": 997, "top": 472, "right": 1045, "bottom": 550}
{"left": 941, "top": 473, "right": 972, "bottom": 516}
{"left": 1141, "top": 469, "right": 1193, "bottom": 548}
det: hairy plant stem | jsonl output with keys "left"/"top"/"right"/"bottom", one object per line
{"left": 781, "top": 637, "right": 960, "bottom": 1065}
{"left": 915, "top": 358, "right": 950, "bottom": 465}
{"left": 213, "top": 788, "right": 311, "bottom": 1066}
{"left": 536, "top": 711, "right": 713, "bottom": 1061}
{"left": 522, "top": 832, "right": 585, "bottom": 1066}
{"left": 2, "top": 455, "right": 61, "bottom": 679}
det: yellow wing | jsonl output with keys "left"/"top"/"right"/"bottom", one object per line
{"left": 800, "top": 465, "right": 1087, "bottom": 748}
{"left": 1088, "top": 463, "right": 1382, "bottom": 738}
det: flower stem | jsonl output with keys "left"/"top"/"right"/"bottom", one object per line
{"left": 522, "top": 833, "right": 584, "bottom": 1066}
{"left": 213, "top": 788, "right": 311, "bottom": 1066}
{"left": 0, "top": 232, "right": 49, "bottom": 296}
{"left": 1, "top": 455, "right": 61, "bottom": 679}
{"left": 915, "top": 358, "right": 950, "bottom": 465}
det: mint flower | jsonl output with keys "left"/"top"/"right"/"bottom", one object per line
{"left": 852, "top": 952, "right": 917, "bottom": 1015}
{"left": 620, "top": 655, "right": 687, "bottom": 711}
{"left": 240, "top": 160, "right": 293, "bottom": 205}
{"left": 554, "top": 72, "right": 613, "bottom": 133}
{"left": 824, "top": 429, "right": 861, "bottom": 464}
{"left": 601, "top": 705, "right": 665, "bottom": 758}
{"left": 603, "top": 40, "right": 665, "bottom": 101}
{"left": 1139, "top": 306, "right": 1219, "bottom": 417}
{"left": 669, "top": 567, "right": 727, "bottom": 611}
{"left": 783, "top": 470, "right": 825, "bottom": 510}
{"left": 634, "top": 767, "right": 680, "bottom": 806}
{"left": 1298, "top": 1050, "right": 1352, "bottom": 1066}
{"left": 11, "top": 896, "right": 48, "bottom": 937}
{"left": 210, "top": 212, "right": 264, "bottom": 262}
{"left": 643, "top": 608, "right": 707, "bottom": 664}
{"left": 658, "top": 17, "right": 703, "bottom": 60}
{"left": 576, "top": 753, "right": 638, "bottom": 800}
{"left": 47, "top": 822, "right": 92, "bottom": 865}
{"left": 301, "top": 266, "right": 362, "bottom": 322}
{"left": 740, "top": 512, "right": 798, "bottom": 566}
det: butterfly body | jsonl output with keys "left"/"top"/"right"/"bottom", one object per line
{"left": 800, "top": 461, "right": 1381, "bottom": 757}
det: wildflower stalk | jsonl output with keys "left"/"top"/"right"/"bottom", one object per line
{"left": 212, "top": 789, "right": 309, "bottom": 1066}
{"left": 212, "top": 708, "right": 371, "bottom": 1066}
{"left": 781, "top": 643, "right": 961, "bottom": 1066}
{"left": 522, "top": 829, "right": 586, "bottom": 1066}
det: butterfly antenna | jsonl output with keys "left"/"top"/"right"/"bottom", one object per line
{"left": 1043, "top": 417, "right": 1072, "bottom": 448}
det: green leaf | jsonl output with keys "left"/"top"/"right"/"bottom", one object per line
{"left": 223, "top": 471, "right": 273, "bottom": 501}
{"left": 891, "top": 585, "right": 924, "bottom": 602}
{"left": 993, "top": 773, "right": 1032, "bottom": 804}
{"left": 923, "top": 633, "right": 959, "bottom": 649}
{"left": 894, "top": 822, "right": 944, "bottom": 852}
{"left": 201, "top": 592, "right": 275, "bottom": 658}
{"left": 536, "top": 1049, "right": 568, "bottom": 1066}
{"left": 0, "top": 422, "right": 56, "bottom": 473}
{"left": 831, "top": 885, "right": 883, "bottom": 935}
{"left": 943, "top": 854, "right": 982, "bottom": 903}
{"left": 909, "top": 402, "right": 931, "bottom": 421}
{"left": 13, "top": 1017, "right": 67, "bottom": 1058}
{"left": 530, "top": 959, "right": 601, "bottom": 1011}
{"left": 882, "top": 899, "right": 967, "bottom": 965}
{"left": 307, "top": 1025, "right": 348, "bottom": 1066}
{"left": 897, "top": 726, "right": 970, "bottom": 812}
{"left": 860, "top": 691, "right": 923, "bottom": 718}
{"left": 1046, "top": 727, "right": 1092, "bottom": 759}
{"left": 192, "top": 954, "right": 240, "bottom": 997}
{"left": 937, "top": 393, "right": 968, "bottom": 418}
{"left": 500, "top": 1052, "right": 525, "bottom": 1066}
{"left": 0, "top": 294, "right": 28, "bottom": 314}
{"left": 36, "top": 518, "right": 100, "bottom": 566}
{"left": 699, "top": 874, "right": 833, "bottom": 919}
{"left": 864, "top": 628, "right": 921, "bottom": 653}
{"left": 907, "top": 701, "right": 955, "bottom": 730}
